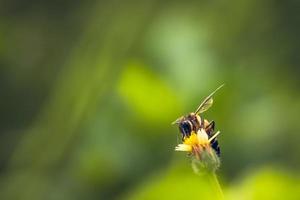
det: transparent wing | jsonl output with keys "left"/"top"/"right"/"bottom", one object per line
{"left": 196, "top": 97, "right": 213, "bottom": 114}
{"left": 195, "top": 84, "right": 224, "bottom": 114}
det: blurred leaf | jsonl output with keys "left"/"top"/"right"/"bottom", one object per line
{"left": 118, "top": 62, "right": 182, "bottom": 126}
{"left": 144, "top": 9, "right": 219, "bottom": 98}
{"left": 123, "top": 161, "right": 223, "bottom": 200}
{"left": 226, "top": 167, "right": 300, "bottom": 200}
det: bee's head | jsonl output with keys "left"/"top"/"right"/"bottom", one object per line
{"left": 178, "top": 120, "right": 193, "bottom": 139}
{"left": 173, "top": 113, "right": 202, "bottom": 140}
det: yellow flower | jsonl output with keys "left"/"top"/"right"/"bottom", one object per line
{"left": 175, "top": 129, "right": 221, "bottom": 172}
{"left": 175, "top": 129, "right": 219, "bottom": 152}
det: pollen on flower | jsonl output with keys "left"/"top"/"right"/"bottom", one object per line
{"left": 175, "top": 128, "right": 221, "bottom": 172}
{"left": 182, "top": 132, "right": 199, "bottom": 146}
{"left": 175, "top": 129, "right": 210, "bottom": 152}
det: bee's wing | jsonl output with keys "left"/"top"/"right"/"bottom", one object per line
{"left": 195, "top": 97, "right": 214, "bottom": 114}
{"left": 195, "top": 84, "right": 224, "bottom": 114}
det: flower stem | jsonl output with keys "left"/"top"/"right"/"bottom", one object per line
{"left": 207, "top": 172, "right": 224, "bottom": 200}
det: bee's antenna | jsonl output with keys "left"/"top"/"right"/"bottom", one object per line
{"left": 203, "top": 84, "right": 224, "bottom": 103}
{"left": 171, "top": 117, "right": 182, "bottom": 125}
{"left": 212, "top": 84, "right": 225, "bottom": 95}
{"left": 195, "top": 84, "right": 225, "bottom": 114}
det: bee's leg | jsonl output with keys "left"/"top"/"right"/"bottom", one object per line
{"left": 205, "top": 120, "right": 220, "bottom": 156}
{"left": 205, "top": 120, "right": 215, "bottom": 136}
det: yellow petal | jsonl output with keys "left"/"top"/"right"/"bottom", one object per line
{"left": 175, "top": 144, "right": 192, "bottom": 152}
{"left": 197, "top": 129, "right": 209, "bottom": 145}
{"left": 183, "top": 132, "right": 198, "bottom": 145}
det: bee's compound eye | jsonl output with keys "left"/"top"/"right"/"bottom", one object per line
{"left": 179, "top": 121, "right": 192, "bottom": 138}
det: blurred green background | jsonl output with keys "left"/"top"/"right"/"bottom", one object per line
{"left": 1, "top": 0, "right": 300, "bottom": 199}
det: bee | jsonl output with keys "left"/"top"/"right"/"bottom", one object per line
{"left": 172, "top": 85, "right": 224, "bottom": 156}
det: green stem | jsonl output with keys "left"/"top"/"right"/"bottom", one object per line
{"left": 207, "top": 172, "right": 224, "bottom": 200}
